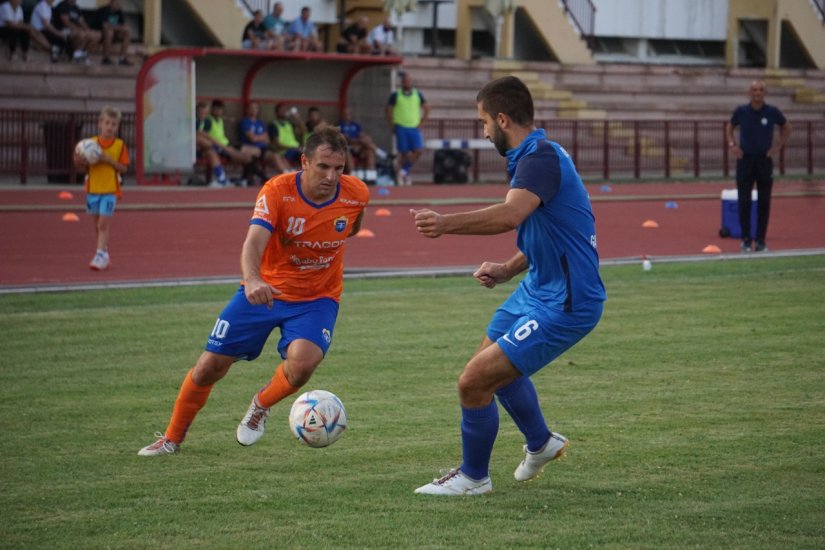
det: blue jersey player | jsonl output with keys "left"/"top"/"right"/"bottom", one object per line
{"left": 411, "top": 76, "right": 606, "bottom": 496}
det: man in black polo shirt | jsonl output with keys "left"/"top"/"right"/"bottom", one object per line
{"left": 725, "top": 80, "right": 791, "bottom": 252}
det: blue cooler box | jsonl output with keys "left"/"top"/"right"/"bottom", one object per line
{"left": 720, "top": 189, "right": 757, "bottom": 239}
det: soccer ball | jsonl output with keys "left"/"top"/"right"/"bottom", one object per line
{"left": 288, "top": 390, "right": 347, "bottom": 448}
{"left": 75, "top": 138, "right": 101, "bottom": 163}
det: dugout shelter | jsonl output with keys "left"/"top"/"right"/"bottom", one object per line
{"left": 135, "top": 48, "right": 402, "bottom": 185}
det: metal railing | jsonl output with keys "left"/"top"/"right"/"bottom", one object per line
{"left": 0, "top": 110, "right": 822, "bottom": 184}
{"left": 560, "top": 0, "right": 597, "bottom": 49}
{"left": 238, "top": 0, "right": 271, "bottom": 17}
{"left": 419, "top": 118, "right": 825, "bottom": 182}
{"left": 0, "top": 110, "right": 136, "bottom": 184}
{"left": 813, "top": 0, "right": 825, "bottom": 23}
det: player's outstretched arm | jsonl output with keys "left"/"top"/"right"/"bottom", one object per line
{"left": 411, "top": 188, "right": 540, "bottom": 238}
{"left": 241, "top": 224, "right": 281, "bottom": 308}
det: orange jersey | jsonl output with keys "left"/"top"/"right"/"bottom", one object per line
{"left": 250, "top": 172, "right": 369, "bottom": 302}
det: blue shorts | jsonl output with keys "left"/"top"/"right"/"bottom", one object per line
{"left": 394, "top": 126, "right": 423, "bottom": 153}
{"left": 86, "top": 193, "right": 117, "bottom": 217}
{"left": 205, "top": 287, "right": 340, "bottom": 361}
{"left": 487, "top": 289, "right": 603, "bottom": 376}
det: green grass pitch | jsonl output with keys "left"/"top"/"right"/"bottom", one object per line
{"left": 1, "top": 255, "right": 823, "bottom": 548}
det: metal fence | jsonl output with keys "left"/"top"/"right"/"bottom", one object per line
{"left": 0, "top": 109, "right": 822, "bottom": 184}
{"left": 420, "top": 118, "right": 825, "bottom": 182}
{"left": 561, "top": 0, "right": 597, "bottom": 49}
{"left": 0, "top": 110, "right": 137, "bottom": 184}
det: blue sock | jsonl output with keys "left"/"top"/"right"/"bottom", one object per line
{"left": 402, "top": 160, "right": 413, "bottom": 173}
{"left": 496, "top": 377, "right": 550, "bottom": 452}
{"left": 459, "top": 400, "right": 499, "bottom": 481}
{"left": 214, "top": 166, "right": 227, "bottom": 183}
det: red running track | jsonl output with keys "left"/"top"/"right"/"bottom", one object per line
{"left": 1, "top": 180, "right": 824, "bottom": 289}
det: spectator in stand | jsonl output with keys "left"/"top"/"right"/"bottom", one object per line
{"left": 0, "top": 0, "right": 31, "bottom": 62}
{"left": 386, "top": 72, "right": 429, "bottom": 185}
{"left": 262, "top": 1, "right": 287, "bottom": 51}
{"left": 29, "top": 0, "right": 67, "bottom": 62}
{"left": 53, "top": 0, "right": 100, "bottom": 64}
{"left": 369, "top": 16, "right": 396, "bottom": 56}
{"left": 96, "top": 0, "right": 132, "bottom": 65}
{"left": 240, "top": 101, "right": 287, "bottom": 183}
{"left": 336, "top": 16, "right": 371, "bottom": 54}
{"left": 339, "top": 106, "right": 382, "bottom": 184}
{"left": 242, "top": 9, "right": 270, "bottom": 50}
{"left": 287, "top": 6, "right": 321, "bottom": 52}
{"left": 200, "top": 99, "right": 253, "bottom": 187}
{"left": 269, "top": 102, "right": 306, "bottom": 169}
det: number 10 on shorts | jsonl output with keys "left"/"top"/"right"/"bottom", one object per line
{"left": 211, "top": 318, "right": 230, "bottom": 340}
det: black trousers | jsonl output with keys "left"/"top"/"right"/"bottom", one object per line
{"left": 0, "top": 27, "right": 30, "bottom": 54}
{"left": 735, "top": 155, "right": 773, "bottom": 243}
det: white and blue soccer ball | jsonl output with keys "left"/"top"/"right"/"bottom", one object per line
{"left": 75, "top": 138, "right": 101, "bottom": 163}
{"left": 289, "top": 390, "right": 347, "bottom": 448}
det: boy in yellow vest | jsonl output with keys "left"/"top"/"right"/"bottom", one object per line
{"left": 73, "top": 106, "right": 129, "bottom": 271}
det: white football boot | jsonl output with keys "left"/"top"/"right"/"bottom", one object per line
{"left": 414, "top": 469, "right": 492, "bottom": 496}
{"left": 138, "top": 432, "right": 180, "bottom": 456}
{"left": 514, "top": 432, "right": 568, "bottom": 481}
{"left": 236, "top": 397, "right": 270, "bottom": 446}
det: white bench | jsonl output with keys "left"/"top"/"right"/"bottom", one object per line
{"left": 424, "top": 139, "right": 493, "bottom": 150}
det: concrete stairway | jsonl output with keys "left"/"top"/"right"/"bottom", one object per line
{"left": 401, "top": 57, "right": 825, "bottom": 121}
{"left": 0, "top": 51, "right": 141, "bottom": 113}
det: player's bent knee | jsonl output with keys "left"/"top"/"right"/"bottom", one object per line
{"left": 192, "top": 352, "right": 235, "bottom": 384}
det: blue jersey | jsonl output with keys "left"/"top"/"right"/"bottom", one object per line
{"left": 240, "top": 117, "right": 268, "bottom": 148}
{"left": 730, "top": 103, "right": 786, "bottom": 156}
{"left": 506, "top": 129, "right": 606, "bottom": 311}
{"left": 339, "top": 120, "right": 362, "bottom": 140}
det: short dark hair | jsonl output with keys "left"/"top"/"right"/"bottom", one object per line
{"left": 476, "top": 76, "right": 534, "bottom": 126}
{"left": 211, "top": 99, "right": 225, "bottom": 109}
{"left": 304, "top": 127, "right": 349, "bottom": 158}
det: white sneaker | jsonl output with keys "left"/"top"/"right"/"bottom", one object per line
{"left": 89, "top": 251, "right": 110, "bottom": 271}
{"left": 414, "top": 469, "right": 492, "bottom": 496}
{"left": 138, "top": 432, "right": 180, "bottom": 456}
{"left": 236, "top": 397, "right": 270, "bottom": 446}
{"left": 514, "top": 432, "right": 568, "bottom": 481}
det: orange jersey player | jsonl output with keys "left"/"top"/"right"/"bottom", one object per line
{"left": 138, "top": 127, "right": 369, "bottom": 456}
{"left": 250, "top": 169, "right": 368, "bottom": 302}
